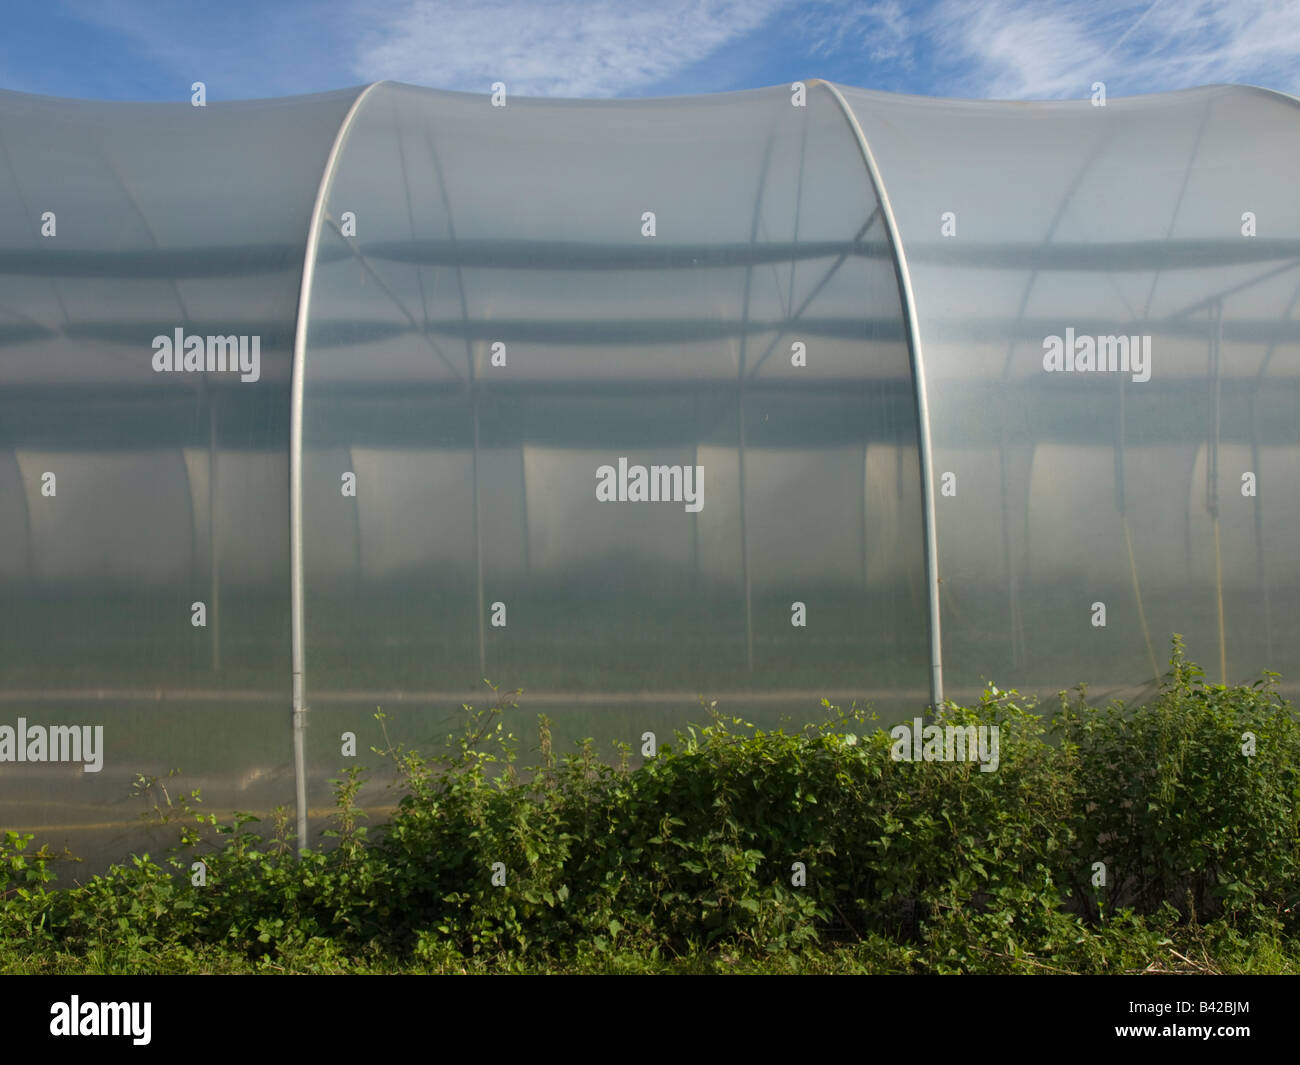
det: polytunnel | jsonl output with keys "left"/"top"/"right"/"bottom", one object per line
{"left": 1, "top": 79, "right": 1297, "bottom": 867}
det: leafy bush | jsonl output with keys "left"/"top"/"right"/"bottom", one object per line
{"left": 2, "top": 642, "right": 1297, "bottom": 973}
{"left": 1057, "top": 636, "right": 1300, "bottom": 930}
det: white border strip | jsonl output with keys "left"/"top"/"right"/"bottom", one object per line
{"left": 818, "top": 80, "right": 944, "bottom": 708}
{"left": 290, "top": 81, "right": 384, "bottom": 853}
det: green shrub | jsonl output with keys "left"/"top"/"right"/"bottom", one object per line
{"left": 2, "top": 644, "right": 1297, "bottom": 973}
{"left": 1057, "top": 636, "right": 1300, "bottom": 931}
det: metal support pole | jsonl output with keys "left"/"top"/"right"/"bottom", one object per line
{"left": 819, "top": 80, "right": 943, "bottom": 708}
{"left": 290, "top": 81, "right": 383, "bottom": 853}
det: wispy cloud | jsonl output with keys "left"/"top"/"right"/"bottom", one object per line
{"left": 796, "top": 0, "right": 913, "bottom": 65}
{"left": 349, "top": 0, "right": 1300, "bottom": 102}
{"left": 7, "top": 0, "right": 1298, "bottom": 103}
{"left": 353, "top": 0, "right": 791, "bottom": 97}
{"left": 927, "top": 0, "right": 1300, "bottom": 99}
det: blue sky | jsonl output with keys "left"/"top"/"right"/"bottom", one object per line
{"left": 2, "top": 0, "right": 1298, "bottom": 102}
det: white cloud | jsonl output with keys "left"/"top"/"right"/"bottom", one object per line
{"left": 928, "top": 0, "right": 1300, "bottom": 99}
{"left": 45, "top": 0, "right": 1300, "bottom": 102}
{"left": 353, "top": 0, "right": 791, "bottom": 97}
{"left": 796, "top": 1, "right": 913, "bottom": 65}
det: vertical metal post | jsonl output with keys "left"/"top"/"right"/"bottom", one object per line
{"left": 209, "top": 393, "right": 220, "bottom": 673}
{"left": 1209, "top": 299, "right": 1227, "bottom": 683}
{"left": 473, "top": 393, "right": 486, "bottom": 677}
{"left": 736, "top": 133, "right": 775, "bottom": 673}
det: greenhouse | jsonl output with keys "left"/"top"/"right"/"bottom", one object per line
{"left": 1, "top": 79, "right": 1297, "bottom": 865}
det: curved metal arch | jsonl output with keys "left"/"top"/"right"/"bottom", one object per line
{"left": 290, "top": 80, "right": 385, "bottom": 854}
{"left": 817, "top": 80, "right": 943, "bottom": 709}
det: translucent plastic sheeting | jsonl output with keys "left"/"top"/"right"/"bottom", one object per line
{"left": 843, "top": 84, "right": 1300, "bottom": 700}
{"left": 3, "top": 77, "right": 1298, "bottom": 867}
{"left": 0, "top": 88, "right": 364, "bottom": 869}
{"left": 299, "top": 82, "right": 929, "bottom": 831}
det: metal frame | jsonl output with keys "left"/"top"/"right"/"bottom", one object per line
{"left": 818, "top": 80, "right": 944, "bottom": 709}
{"left": 290, "top": 80, "right": 384, "bottom": 853}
